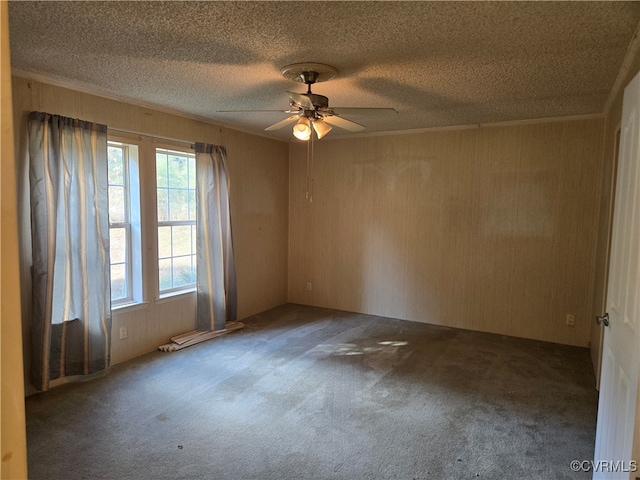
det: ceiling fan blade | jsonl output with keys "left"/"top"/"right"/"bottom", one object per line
{"left": 323, "top": 115, "right": 366, "bottom": 132}
{"left": 287, "top": 92, "right": 314, "bottom": 109}
{"left": 330, "top": 107, "right": 398, "bottom": 115}
{"left": 218, "top": 109, "right": 294, "bottom": 113}
{"left": 265, "top": 115, "right": 299, "bottom": 131}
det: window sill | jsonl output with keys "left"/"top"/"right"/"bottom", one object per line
{"left": 112, "top": 301, "right": 149, "bottom": 315}
{"left": 157, "top": 288, "right": 196, "bottom": 304}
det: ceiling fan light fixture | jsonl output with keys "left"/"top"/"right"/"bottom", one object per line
{"left": 312, "top": 118, "right": 332, "bottom": 139}
{"left": 293, "top": 117, "right": 312, "bottom": 141}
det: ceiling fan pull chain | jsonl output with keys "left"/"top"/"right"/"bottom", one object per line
{"left": 309, "top": 132, "right": 315, "bottom": 203}
{"left": 306, "top": 137, "right": 311, "bottom": 201}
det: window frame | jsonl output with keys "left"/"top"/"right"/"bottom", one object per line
{"left": 155, "top": 146, "right": 197, "bottom": 296}
{"left": 107, "top": 139, "right": 142, "bottom": 307}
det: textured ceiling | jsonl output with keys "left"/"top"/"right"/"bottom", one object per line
{"left": 8, "top": 1, "right": 640, "bottom": 140}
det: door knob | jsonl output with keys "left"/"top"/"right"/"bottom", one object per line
{"left": 596, "top": 313, "right": 610, "bottom": 327}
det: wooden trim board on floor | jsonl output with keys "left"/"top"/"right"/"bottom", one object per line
{"left": 158, "top": 322, "right": 245, "bottom": 352}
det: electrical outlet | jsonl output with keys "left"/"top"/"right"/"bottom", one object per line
{"left": 306, "top": 282, "right": 312, "bottom": 291}
{"left": 566, "top": 314, "right": 575, "bottom": 327}
{"left": 119, "top": 326, "right": 128, "bottom": 340}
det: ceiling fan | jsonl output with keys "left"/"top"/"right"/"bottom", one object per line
{"left": 221, "top": 63, "right": 397, "bottom": 140}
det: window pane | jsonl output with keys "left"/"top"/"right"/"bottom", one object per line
{"left": 111, "top": 264, "right": 127, "bottom": 300}
{"left": 157, "top": 148, "right": 196, "bottom": 293}
{"left": 168, "top": 155, "right": 188, "bottom": 188}
{"left": 188, "top": 189, "right": 196, "bottom": 221}
{"left": 172, "top": 256, "right": 193, "bottom": 288}
{"left": 159, "top": 258, "right": 172, "bottom": 291}
{"left": 157, "top": 188, "right": 168, "bottom": 222}
{"left": 109, "top": 186, "right": 125, "bottom": 223}
{"left": 188, "top": 156, "right": 196, "bottom": 189}
{"left": 191, "top": 225, "right": 197, "bottom": 253}
{"left": 158, "top": 226, "right": 171, "bottom": 259}
{"left": 190, "top": 254, "right": 196, "bottom": 284}
{"left": 169, "top": 189, "right": 189, "bottom": 221}
{"left": 172, "top": 225, "right": 192, "bottom": 256}
{"left": 108, "top": 146, "right": 124, "bottom": 185}
{"left": 108, "top": 140, "right": 140, "bottom": 305}
{"left": 156, "top": 154, "right": 168, "bottom": 188}
{"left": 109, "top": 227, "right": 127, "bottom": 264}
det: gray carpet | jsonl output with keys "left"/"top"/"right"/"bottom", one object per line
{"left": 26, "top": 304, "right": 597, "bottom": 480}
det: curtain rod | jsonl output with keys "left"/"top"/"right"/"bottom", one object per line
{"left": 107, "top": 127, "right": 194, "bottom": 149}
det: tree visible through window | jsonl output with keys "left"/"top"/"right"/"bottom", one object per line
{"left": 156, "top": 148, "right": 197, "bottom": 293}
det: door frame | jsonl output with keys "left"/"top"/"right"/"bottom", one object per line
{"left": 594, "top": 125, "right": 622, "bottom": 391}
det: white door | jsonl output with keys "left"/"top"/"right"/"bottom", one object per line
{"left": 593, "top": 70, "right": 640, "bottom": 480}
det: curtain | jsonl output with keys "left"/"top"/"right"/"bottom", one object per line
{"left": 195, "top": 143, "right": 237, "bottom": 332}
{"left": 28, "top": 112, "right": 111, "bottom": 391}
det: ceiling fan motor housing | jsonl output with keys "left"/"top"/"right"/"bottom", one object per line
{"left": 300, "top": 70, "right": 319, "bottom": 85}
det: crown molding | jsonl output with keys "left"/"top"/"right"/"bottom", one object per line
{"left": 316, "top": 113, "right": 605, "bottom": 143}
{"left": 11, "top": 69, "right": 288, "bottom": 143}
{"left": 13, "top": 69, "right": 604, "bottom": 145}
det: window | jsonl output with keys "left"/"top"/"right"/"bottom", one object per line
{"left": 156, "top": 148, "right": 197, "bottom": 294}
{"left": 107, "top": 141, "right": 141, "bottom": 305}
{"left": 107, "top": 139, "right": 195, "bottom": 304}
{"left": 108, "top": 143, "right": 131, "bottom": 302}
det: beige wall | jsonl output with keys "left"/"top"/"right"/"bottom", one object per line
{"left": 1, "top": 2, "right": 28, "bottom": 478}
{"left": 12, "top": 77, "right": 289, "bottom": 374}
{"left": 289, "top": 119, "right": 604, "bottom": 347}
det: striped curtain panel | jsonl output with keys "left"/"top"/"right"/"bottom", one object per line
{"left": 195, "top": 143, "right": 237, "bottom": 332}
{"left": 28, "top": 112, "right": 111, "bottom": 391}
